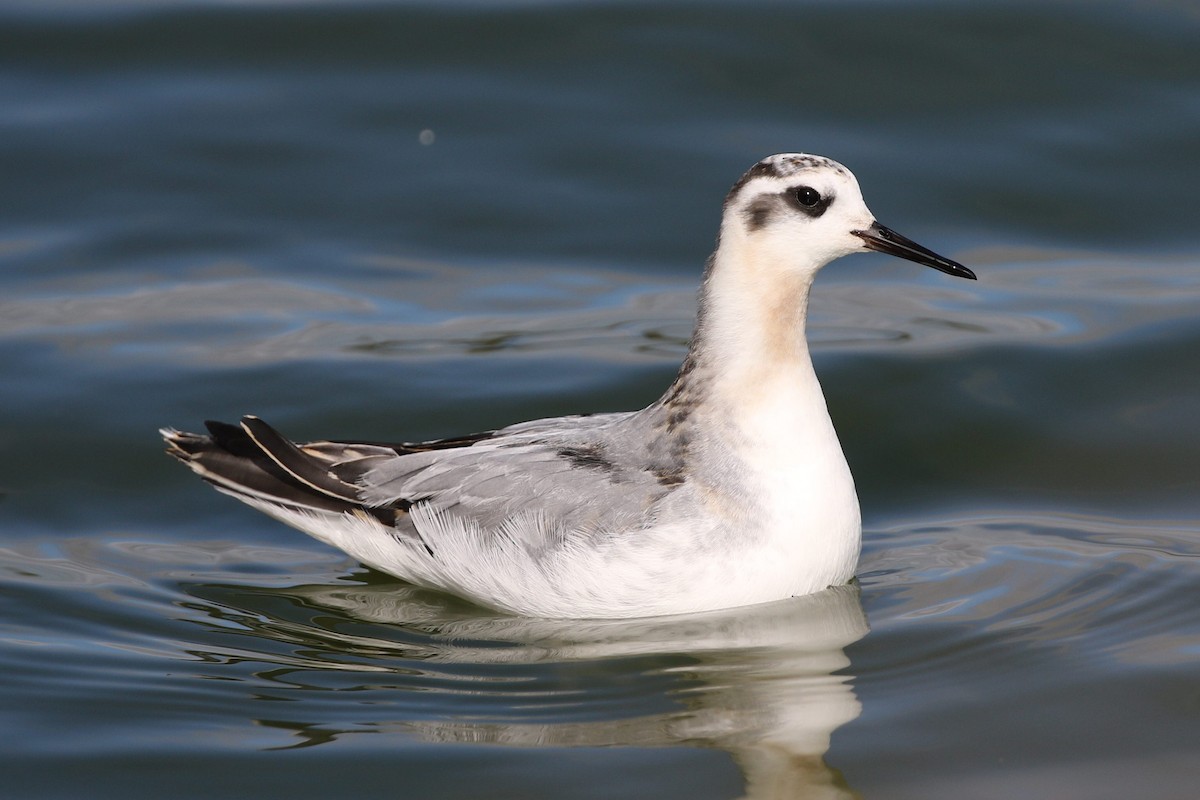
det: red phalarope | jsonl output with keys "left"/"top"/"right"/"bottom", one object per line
{"left": 163, "top": 153, "right": 975, "bottom": 619}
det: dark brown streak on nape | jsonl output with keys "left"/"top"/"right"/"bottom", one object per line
{"left": 657, "top": 250, "right": 716, "bottom": 432}
{"left": 644, "top": 233, "right": 726, "bottom": 490}
{"left": 660, "top": 351, "right": 705, "bottom": 436}
{"left": 660, "top": 348, "right": 698, "bottom": 408}
{"left": 651, "top": 370, "right": 697, "bottom": 489}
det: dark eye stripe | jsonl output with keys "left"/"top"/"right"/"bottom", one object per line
{"left": 784, "top": 186, "right": 833, "bottom": 218}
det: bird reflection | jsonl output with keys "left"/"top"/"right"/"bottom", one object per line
{"left": 184, "top": 577, "right": 868, "bottom": 799}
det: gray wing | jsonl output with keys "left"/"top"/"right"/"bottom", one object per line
{"left": 165, "top": 410, "right": 688, "bottom": 549}
{"left": 353, "top": 410, "right": 683, "bottom": 539}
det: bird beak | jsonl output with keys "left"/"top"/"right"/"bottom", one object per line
{"left": 852, "top": 221, "right": 976, "bottom": 280}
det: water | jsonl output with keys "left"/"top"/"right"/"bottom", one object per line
{"left": 2, "top": 1, "right": 1198, "bottom": 797}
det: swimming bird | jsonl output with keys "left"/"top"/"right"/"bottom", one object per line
{"left": 162, "top": 153, "right": 975, "bottom": 619}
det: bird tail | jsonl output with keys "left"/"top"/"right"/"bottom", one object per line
{"left": 161, "top": 416, "right": 395, "bottom": 525}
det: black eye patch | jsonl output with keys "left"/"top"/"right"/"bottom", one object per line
{"left": 784, "top": 186, "right": 833, "bottom": 218}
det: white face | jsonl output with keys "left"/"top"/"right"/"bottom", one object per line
{"left": 721, "top": 153, "right": 975, "bottom": 280}
{"left": 723, "top": 154, "right": 877, "bottom": 271}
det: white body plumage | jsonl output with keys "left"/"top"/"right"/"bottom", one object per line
{"left": 164, "top": 153, "right": 974, "bottom": 618}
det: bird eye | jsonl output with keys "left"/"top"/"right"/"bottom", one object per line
{"left": 794, "top": 187, "right": 821, "bottom": 207}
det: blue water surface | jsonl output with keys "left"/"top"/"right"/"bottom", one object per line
{"left": 2, "top": 2, "right": 1198, "bottom": 798}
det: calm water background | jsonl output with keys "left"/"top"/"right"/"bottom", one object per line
{"left": 2, "top": 1, "right": 1198, "bottom": 798}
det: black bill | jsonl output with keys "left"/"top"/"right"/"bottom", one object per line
{"left": 852, "top": 221, "right": 976, "bottom": 280}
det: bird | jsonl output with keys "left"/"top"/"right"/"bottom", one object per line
{"left": 162, "top": 153, "right": 975, "bottom": 619}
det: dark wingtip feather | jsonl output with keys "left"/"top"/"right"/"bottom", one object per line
{"left": 204, "top": 418, "right": 260, "bottom": 457}
{"left": 160, "top": 426, "right": 209, "bottom": 461}
{"left": 238, "top": 415, "right": 362, "bottom": 503}
{"left": 161, "top": 417, "right": 394, "bottom": 523}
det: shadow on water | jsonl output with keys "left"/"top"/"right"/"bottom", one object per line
{"left": 183, "top": 576, "right": 868, "bottom": 799}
